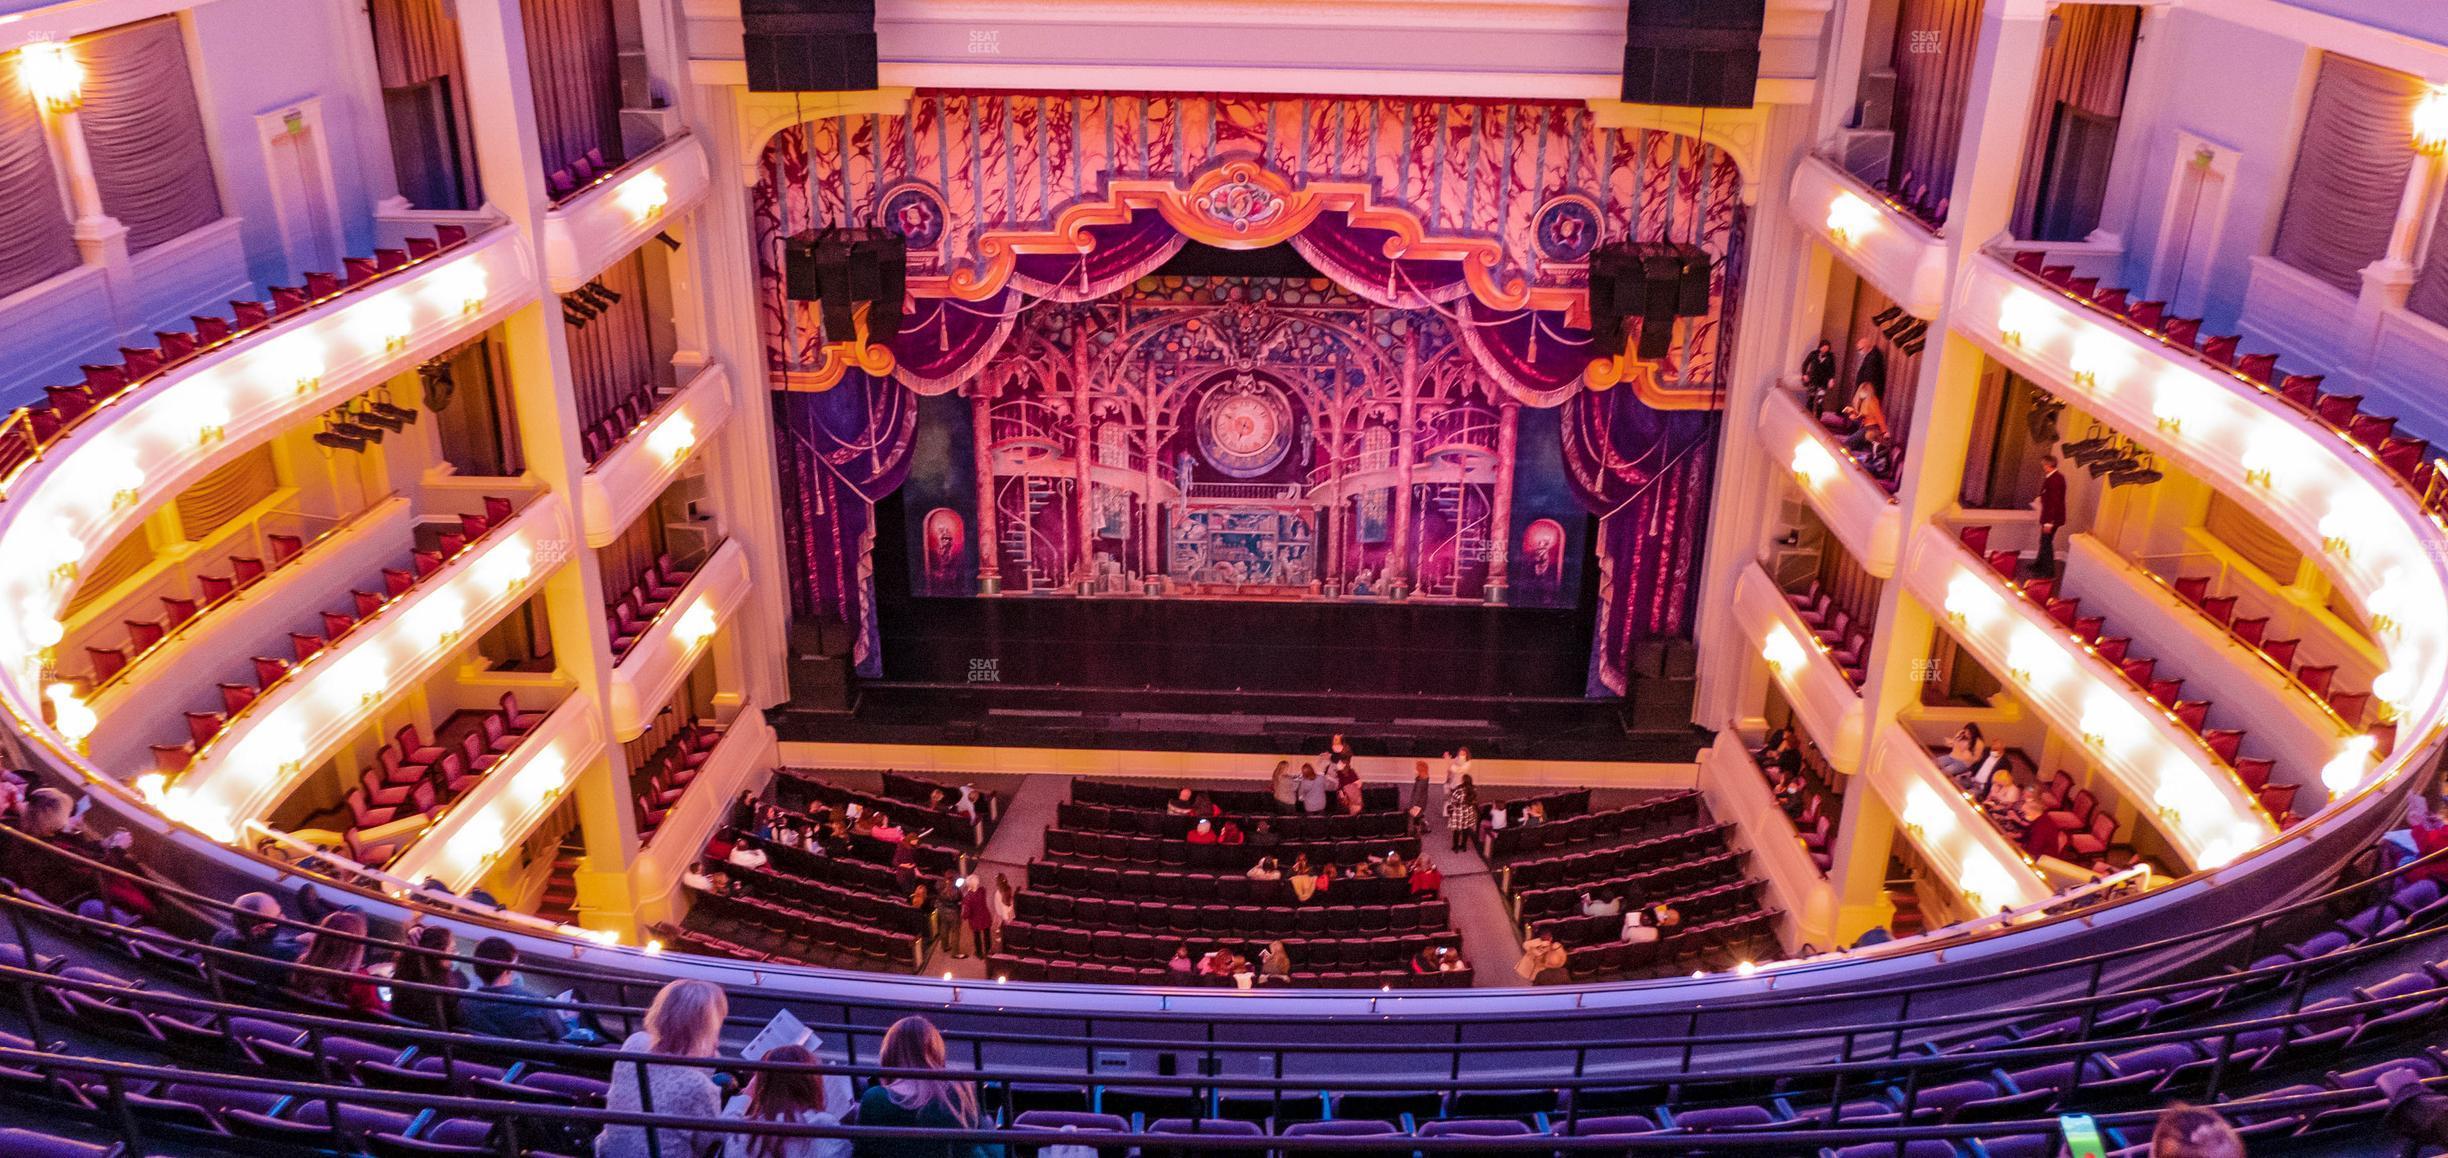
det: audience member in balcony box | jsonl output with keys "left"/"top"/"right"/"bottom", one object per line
{"left": 603, "top": 979, "right": 730, "bottom": 1158}
{"left": 852, "top": 1016, "right": 992, "bottom": 1158}
{"left": 209, "top": 892, "right": 304, "bottom": 989}
{"left": 726, "top": 1042, "right": 846, "bottom": 1158}
{"left": 1935, "top": 725, "right": 1988, "bottom": 783}
{"left": 387, "top": 923, "right": 466, "bottom": 1029}
{"left": 1800, "top": 339, "right": 1837, "bottom": 412}
{"left": 288, "top": 910, "right": 388, "bottom": 1016}
{"left": 460, "top": 936, "right": 568, "bottom": 1041}
{"left": 2147, "top": 1103, "right": 2243, "bottom": 1158}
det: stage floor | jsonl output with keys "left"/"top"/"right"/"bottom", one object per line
{"left": 773, "top": 681, "right": 1711, "bottom": 764}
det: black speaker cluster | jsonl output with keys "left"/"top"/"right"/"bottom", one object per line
{"left": 785, "top": 227, "right": 906, "bottom": 347}
{"left": 1621, "top": 0, "right": 1766, "bottom": 109}
{"left": 1587, "top": 242, "right": 1712, "bottom": 361}
{"left": 561, "top": 278, "right": 624, "bottom": 329}
{"left": 743, "top": 0, "right": 878, "bottom": 92}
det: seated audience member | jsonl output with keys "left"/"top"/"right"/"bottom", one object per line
{"left": 1378, "top": 850, "right": 1406, "bottom": 878}
{"left": 1190, "top": 792, "right": 1221, "bottom": 818}
{"left": 1187, "top": 818, "right": 1218, "bottom": 844}
{"left": 602, "top": 980, "right": 729, "bottom": 1158}
{"left": 459, "top": 936, "right": 571, "bottom": 1042}
{"left": 1218, "top": 820, "right": 1245, "bottom": 845}
{"left": 1259, "top": 941, "right": 1292, "bottom": 985}
{"left": 1167, "top": 788, "right": 1196, "bottom": 816}
{"left": 725, "top": 1042, "right": 847, "bottom": 1158}
{"left": 1247, "top": 856, "right": 1282, "bottom": 881}
{"left": 1935, "top": 724, "right": 1988, "bottom": 782}
{"left": 1436, "top": 947, "right": 1467, "bottom": 973}
{"left": 1522, "top": 801, "right": 1547, "bottom": 826}
{"left": 1517, "top": 935, "right": 1568, "bottom": 984}
{"left": 5, "top": 787, "right": 149, "bottom": 919}
{"left": 1247, "top": 818, "right": 1280, "bottom": 848}
{"left": 1622, "top": 907, "right": 1658, "bottom": 944}
{"left": 1482, "top": 801, "right": 1509, "bottom": 840}
{"left": 850, "top": 1016, "right": 992, "bottom": 1158}
{"left": 725, "top": 832, "right": 769, "bottom": 871}
{"left": 682, "top": 860, "right": 720, "bottom": 892}
{"left": 729, "top": 791, "right": 759, "bottom": 833}
{"left": 1581, "top": 892, "right": 1622, "bottom": 919}
{"left": 868, "top": 813, "right": 905, "bottom": 844}
{"left": 2146, "top": 1103, "right": 2245, "bottom": 1158}
{"left": 389, "top": 923, "right": 467, "bottom": 1028}
{"left": 212, "top": 892, "right": 305, "bottom": 988}
{"left": 288, "top": 911, "right": 388, "bottom": 1016}
{"left": 1407, "top": 856, "right": 1443, "bottom": 897}
{"left": 1983, "top": 769, "right": 2033, "bottom": 837}
{"left": 1166, "top": 943, "right": 1195, "bottom": 976}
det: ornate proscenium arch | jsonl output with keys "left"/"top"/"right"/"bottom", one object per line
{"left": 751, "top": 91, "right": 1750, "bottom": 410}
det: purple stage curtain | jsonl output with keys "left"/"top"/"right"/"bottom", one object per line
{"left": 1288, "top": 215, "right": 1472, "bottom": 310}
{"left": 0, "top": 54, "right": 76, "bottom": 299}
{"left": 77, "top": 18, "right": 221, "bottom": 252}
{"left": 1457, "top": 303, "right": 1597, "bottom": 407}
{"left": 1561, "top": 387, "right": 1720, "bottom": 695}
{"left": 890, "top": 289, "right": 1021, "bottom": 395}
{"left": 1009, "top": 212, "right": 1186, "bottom": 302}
{"left": 773, "top": 371, "right": 919, "bottom": 676}
{"left": 2273, "top": 54, "right": 2424, "bottom": 296}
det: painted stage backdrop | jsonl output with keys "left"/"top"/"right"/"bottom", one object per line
{"left": 755, "top": 92, "right": 1748, "bottom": 696}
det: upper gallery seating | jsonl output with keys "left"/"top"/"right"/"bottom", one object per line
{"left": 336, "top": 693, "right": 543, "bottom": 866}
{"left": 144, "top": 496, "right": 523, "bottom": 775}
{"left": 1755, "top": 729, "right": 1843, "bottom": 874}
{"left": 2, "top": 226, "right": 475, "bottom": 481}
{"left": 1957, "top": 523, "right": 2304, "bottom": 828}
{"left": 1783, "top": 577, "right": 1873, "bottom": 687}
{"left": 603, "top": 551, "right": 700, "bottom": 663}
{"left": 1, "top": 802, "right": 2447, "bottom": 1152}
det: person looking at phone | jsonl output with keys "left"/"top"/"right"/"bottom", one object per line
{"left": 458, "top": 936, "right": 569, "bottom": 1041}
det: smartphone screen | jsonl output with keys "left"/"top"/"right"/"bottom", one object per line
{"left": 2059, "top": 1113, "right": 2106, "bottom": 1158}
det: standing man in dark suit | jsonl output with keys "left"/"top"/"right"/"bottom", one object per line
{"left": 2036, "top": 454, "right": 2067, "bottom": 578}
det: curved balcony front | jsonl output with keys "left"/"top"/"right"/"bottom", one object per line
{"left": 607, "top": 537, "right": 752, "bottom": 740}
{"left": 581, "top": 358, "right": 735, "bottom": 546}
{"left": 1735, "top": 561, "right": 1866, "bottom": 770}
{"left": 540, "top": 135, "right": 712, "bottom": 293}
{"left": 383, "top": 693, "right": 608, "bottom": 894}
{"left": 1791, "top": 153, "right": 1948, "bottom": 319}
{"left": 1760, "top": 385, "right": 1902, "bottom": 575}
{"left": 1866, "top": 721, "right": 2055, "bottom": 914}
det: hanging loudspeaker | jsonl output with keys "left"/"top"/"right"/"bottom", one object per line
{"left": 783, "top": 231, "right": 825, "bottom": 301}
{"left": 1672, "top": 244, "right": 1712, "bottom": 317}
{"left": 1637, "top": 248, "right": 1681, "bottom": 360}
{"left": 1586, "top": 251, "right": 1627, "bottom": 360}
{"left": 864, "top": 233, "right": 907, "bottom": 346}
{"left": 815, "top": 230, "right": 857, "bottom": 343}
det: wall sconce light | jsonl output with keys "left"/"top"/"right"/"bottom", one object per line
{"left": 20, "top": 603, "right": 63, "bottom": 662}
{"left": 451, "top": 812, "right": 505, "bottom": 871}
{"left": 171, "top": 388, "right": 230, "bottom": 446}
{"left": 2070, "top": 333, "right": 2121, "bottom": 392}
{"left": 648, "top": 414, "right": 697, "bottom": 464}
{"left": 1902, "top": 788, "right": 1952, "bottom": 839}
{"left": 34, "top": 518, "right": 85, "bottom": 583}
{"left": 620, "top": 172, "right": 671, "bottom": 222}
{"left": 2151, "top": 381, "right": 2188, "bottom": 435}
{"left": 273, "top": 340, "right": 325, "bottom": 397}
{"left": 514, "top": 748, "right": 567, "bottom": 804}
{"left": 478, "top": 537, "right": 534, "bottom": 595}
{"left": 2417, "top": 88, "right": 2448, "bottom": 157}
{"left": 1944, "top": 571, "right": 1999, "bottom": 627}
{"left": 330, "top": 652, "right": 387, "bottom": 709}
{"left": 2241, "top": 435, "right": 2283, "bottom": 488}
{"left": 408, "top": 590, "right": 465, "bottom": 648}
{"left": 2372, "top": 668, "right": 2412, "bottom": 723}
{"left": 2079, "top": 692, "right": 2133, "bottom": 751}
{"left": 358, "top": 299, "right": 413, "bottom": 354}
{"left": 19, "top": 42, "right": 83, "bottom": 115}
{"left": 2005, "top": 627, "right": 2061, "bottom": 687}
{"left": 675, "top": 601, "right": 718, "bottom": 649}
{"left": 1761, "top": 625, "right": 1805, "bottom": 674}
{"left": 1999, "top": 290, "right": 2049, "bottom": 349}
{"left": 1825, "top": 192, "right": 1876, "bottom": 245}
{"left": 2366, "top": 567, "right": 2410, "bottom": 636}
{"left": 254, "top": 723, "right": 307, "bottom": 780}
{"left": 2323, "top": 735, "right": 2378, "bottom": 798}
{"left": 434, "top": 264, "right": 488, "bottom": 317}
{"left": 45, "top": 682, "right": 95, "bottom": 752}
{"left": 2317, "top": 498, "right": 2375, "bottom": 558}
{"left": 1790, "top": 439, "right": 1837, "bottom": 488}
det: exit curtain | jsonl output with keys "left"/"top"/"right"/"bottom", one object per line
{"left": 77, "top": 18, "right": 221, "bottom": 252}
{"left": 519, "top": 0, "right": 622, "bottom": 184}
{"left": 0, "top": 55, "right": 76, "bottom": 298}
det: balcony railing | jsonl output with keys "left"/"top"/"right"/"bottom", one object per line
{"left": 580, "top": 359, "right": 733, "bottom": 546}
{"left": 383, "top": 693, "right": 607, "bottom": 894}
{"left": 1759, "top": 384, "right": 1902, "bottom": 577}
{"left": 540, "top": 135, "right": 711, "bottom": 293}
{"left": 1791, "top": 153, "right": 1948, "bottom": 319}
{"left": 607, "top": 537, "right": 752, "bottom": 740}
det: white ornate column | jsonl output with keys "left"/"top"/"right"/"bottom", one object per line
{"left": 2359, "top": 88, "right": 2448, "bottom": 313}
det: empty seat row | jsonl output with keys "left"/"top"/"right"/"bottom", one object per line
{"left": 1479, "top": 790, "right": 1703, "bottom": 860}
{"left": 83, "top": 534, "right": 312, "bottom": 685}
{"left": 633, "top": 721, "right": 723, "bottom": 838}
{"left": 1016, "top": 889, "right": 1449, "bottom": 938}
{"left": 580, "top": 381, "right": 676, "bottom": 463}
{"left": 605, "top": 551, "right": 698, "bottom": 662}
{"left": 1533, "top": 878, "right": 1767, "bottom": 948}
{"left": 1027, "top": 860, "right": 1420, "bottom": 907}
{"left": 1502, "top": 822, "right": 1735, "bottom": 895}
{"left": 2165, "top": 570, "right": 2377, "bottom": 728}
{"left": 1072, "top": 777, "right": 1401, "bottom": 814}
{"left": 688, "top": 886, "right": 924, "bottom": 969}
{"left": 998, "top": 921, "right": 1457, "bottom": 972}
{"left": 1057, "top": 800, "right": 1408, "bottom": 842}
{"left": 1043, "top": 828, "right": 1419, "bottom": 872}
{"left": 728, "top": 864, "right": 931, "bottom": 938}
{"left": 1515, "top": 850, "right": 1751, "bottom": 922}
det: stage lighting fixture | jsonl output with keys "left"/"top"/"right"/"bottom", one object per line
{"left": 355, "top": 403, "right": 408, "bottom": 433}
{"left": 315, "top": 427, "right": 368, "bottom": 453}
{"left": 656, "top": 231, "right": 682, "bottom": 250}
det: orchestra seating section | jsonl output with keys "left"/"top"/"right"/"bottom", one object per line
{"left": 1958, "top": 523, "right": 2305, "bottom": 828}
{"left": 1490, "top": 790, "right": 1779, "bottom": 980}
{"left": 143, "top": 495, "right": 523, "bottom": 777}
{"left": 993, "top": 776, "right": 1465, "bottom": 988}
{"left": 2, "top": 801, "right": 2446, "bottom": 1156}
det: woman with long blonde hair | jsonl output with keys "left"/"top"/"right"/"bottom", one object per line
{"left": 600, "top": 979, "right": 729, "bottom": 1158}
{"left": 852, "top": 1016, "right": 989, "bottom": 1158}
